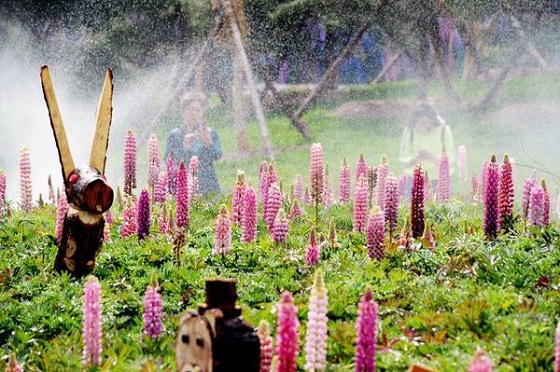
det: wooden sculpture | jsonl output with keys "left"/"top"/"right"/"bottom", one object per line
{"left": 40, "top": 65, "right": 114, "bottom": 277}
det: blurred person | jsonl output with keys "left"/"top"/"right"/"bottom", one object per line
{"left": 165, "top": 92, "right": 223, "bottom": 196}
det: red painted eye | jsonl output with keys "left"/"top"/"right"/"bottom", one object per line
{"left": 69, "top": 174, "right": 79, "bottom": 184}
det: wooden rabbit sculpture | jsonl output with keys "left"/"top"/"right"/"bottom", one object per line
{"left": 41, "top": 65, "right": 114, "bottom": 277}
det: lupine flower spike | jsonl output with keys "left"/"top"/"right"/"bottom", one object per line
{"left": 166, "top": 151, "right": 178, "bottom": 196}
{"left": 468, "top": 348, "right": 492, "bottom": 372}
{"left": 214, "top": 204, "right": 232, "bottom": 255}
{"left": 123, "top": 129, "right": 137, "bottom": 196}
{"left": 19, "top": 147, "right": 32, "bottom": 212}
{"left": 294, "top": 174, "right": 305, "bottom": 202}
{"left": 137, "top": 189, "right": 151, "bottom": 242}
{"left": 411, "top": 165, "right": 425, "bottom": 238}
{"left": 83, "top": 276, "right": 102, "bottom": 367}
{"left": 397, "top": 174, "right": 407, "bottom": 200}
{"left": 484, "top": 155, "right": 500, "bottom": 239}
{"left": 147, "top": 134, "right": 161, "bottom": 191}
{"left": 457, "top": 145, "right": 468, "bottom": 181}
{"left": 353, "top": 175, "right": 368, "bottom": 233}
{"left": 259, "top": 161, "right": 269, "bottom": 202}
{"left": 158, "top": 202, "right": 170, "bottom": 234}
{"left": 384, "top": 173, "right": 399, "bottom": 240}
{"left": 188, "top": 155, "right": 199, "bottom": 200}
{"left": 241, "top": 186, "right": 258, "bottom": 243}
{"left": 328, "top": 217, "right": 341, "bottom": 249}
{"left": 521, "top": 177, "right": 537, "bottom": 220}
{"left": 542, "top": 179, "right": 550, "bottom": 227}
{"left": 355, "top": 287, "right": 378, "bottom": 372}
{"left": 257, "top": 320, "right": 273, "bottom": 372}
{"left": 143, "top": 273, "right": 163, "bottom": 339}
{"left": 375, "top": 154, "right": 389, "bottom": 209}
{"left": 305, "top": 269, "right": 328, "bottom": 371}
{"left": 309, "top": 143, "right": 325, "bottom": 213}
{"left": 273, "top": 208, "right": 289, "bottom": 244}
{"left": 323, "top": 164, "right": 334, "bottom": 209}
{"left": 437, "top": 149, "right": 450, "bottom": 203}
{"left": 48, "top": 174, "right": 55, "bottom": 204}
{"left": 154, "top": 171, "right": 168, "bottom": 204}
{"left": 305, "top": 228, "right": 320, "bottom": 266}
{"left": 175, "top": 161, "right": 189, "bottom": 229}
{"left": 265, "top": 182, "right": 282, "bottom": 233}
{"left": 498, "top": 154, "right": 514, "bottom": 230}
{"left": 276, "top": 292, "right": 300, "bottom": 372}
{"left": 121, "top": 196, "right": 137, "bottom": 238}
{"left": 339, "top": 157, "right": 351, "bottom": 204}
{"left": 55, "top": 189, "right": 67, "bottom": 244}
{"left": 232, "top": 170, "right": 246, "bottom": 225}
{"left": 355, "top": 153, "right": 368, "bottom": 191}
{"left": 289, "top": 199, "right": 303, "bottom": 220}
{"left": 528, "top": 183, "right": 545, "bottom": 228}
{"left": 367, "top": 206, "right": 386, "bottom": 260}
{"left": 424, "top": 171, "right": 433, "bottom": 205}
{"left": 368, "top": 166, "right": 376, "bottom": 208}
{"left": 0, "top": 169, "right": 6, "bottom": 215}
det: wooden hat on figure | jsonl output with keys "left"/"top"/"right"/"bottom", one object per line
{"left": 40, "top": 65, "right": 114, "bottom": 277}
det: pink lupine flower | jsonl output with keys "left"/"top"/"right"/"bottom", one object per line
{"left": 273, "top": 208, "right": 289, "bottom": 244}
{"left": 154, "top": 171, "right": 168, "bottom": 204}
{"left": 104, "top": 209, "right": 114, "bottom": 225}
{"left": 529, "top": 184, "right": 545, "bottom": 228}
{"left": 355, "top": 153, "right": 368, "bottom": 189}
{"left": 367, "top": 206, "right": 385, "bottom": 260}
{"left": 437, "top": 150, "right": 450, "bottom": 203}
{"left": 375, "top": 154, "right": 389, "bottom": 209}
{"left": 83, "top": 276, "right": 102, "bottom": 367}
{"left": 0, "top": 169, "right": 6, "bottom": 212}
{"left": 188, "top": 155, "right": 199, "bottom": 200}
{"left": 294, "top": 174, "right": 305, "bottom": 202}
{"left": 542, "top": 179, "right": 550, "bottom": 227}
{"left": 323, "top": 165, "right": 334, "bottom": 209}
{"left": 158, "top": 203, "right": 170, "bottom": 234}
{"left": 19, "top": 147, "right": 32, "bottom": 212}
{"left": 457, "top": 145, "right": 468, "bottom": 181}
{"left": 175, "top": 161, "right": 189, "bottom": 229}
{"left": 385, "top": 174, "right": 399, "bottom": 238}
{"left": 355, "top": 288, "right": 378, "bottom": 372}
{"left": 304, "top": 269, "right": 328, "bottom": 371}
{"left": 5, "top": 352, "right": 22, "bottom": 372}
{"left": 309, "top": 143, "right": 324, "bottom": 208}
{"left": 214, "top": 204, "right": 232, "bottom": 255}
{"left": 555, "top": 320, "right": 560, "bottom": 372}
{"left": 521, "top": 177, "right": 537, "bottom": 220}
{"left": 305, "top": 229, "right": 320, "bottom": 266}
{"left": 424, "top": 171, "right": 434, "bottom": 205}
{"left": 121, "top": 196, "right": 137, "bottom": 238}
{"left": 411, "top": 165, "right": 425, "bottom": 238}
{"left": 289, "top": 199, "right": 303, "bottom": 219}
{"left": 276, "top": 292, "right": 300, "bottom": 372}
{"left": 471, "top": 175, "right": 480, "bottom": 202}
{"left": 353, "top": 175, "right": 369, "bottom": 233}
{"left": 48, "top": 174, "right": 55, "bottom": 204}
{"left": 147, "top": 134, "right": 161, "bottom": 189}
{"left": 241, "top": 186, "right": 257, "bottom": 243}
{"left": 257, "top": 320, "right": 273, "bottom": 372}
{"left": 143, "top": 283, "right": 163, "bottom": 339}
{"left": 55, "top": 190, "right": 67, "bottom": 244}
{"left": 498, "top": 154, "right": 514, "bottom": 228}
{"left": 265, "top": 182, "right": 282, "bottom": 233}
{"left": 232, "top": 170, "right": 246, "bottom": 225}
{"left": 137, "top": 189, "right": 151, "bottom": 242}
{"left": 123, "top": 129, "right": 137, "bottom": 196}
{"left": 166, "top": 152, "right": 178, "bottom": 196}
{"left": 484, "top": 156, "right": 500, "bottom": 239}
{"left": 397, "top": 173, "right": 407, "bottom": 199}
{"left": 339, "top": 158, "right": 351, "bottom": 204}
{"left": 468, "top": 348, "right": 492, "bottom": 372}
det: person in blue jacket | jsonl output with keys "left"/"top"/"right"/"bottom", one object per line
{"left": 165, "top": 92, "right": 223, "bottom": 196}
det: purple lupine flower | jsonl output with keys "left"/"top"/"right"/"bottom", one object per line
{"left": 166, "top": 151, "right": 178, "bottom": 196}
{"left": 457, "top": 145, "right": 468, "bottom": 181}
{"left": 375, "top": 154, "right": 389, "bottom": 209}
{"left": 498, "top": 154, "right": 514, "bottom": 228}
{"left": 55, "top": 190, "right": 67, "bottom": 244}
{"left": 105, "top": 210, "right": 114, "bottom": 225}
{"left": 137, "top": 188, "right": 151, "bottom": 242}
{"left": 48, "top": 174, "right": 55, "bottom": 204}
{"left": 121, "top": 196, "right": 137, "bottom": 238}
{"left": 294, "top": 174, "right": 305, "bottom": 202}
{"left": 468, "top": 348, "right": 492, "bottom": 372}
{"left": 5, "top": 353, "right": 22, "bottom": 372}
{"left": 437, "top": 150, "right": 450, "bottom": 203}
{"left": 147, "top": 134, "right": 161, "bottom": 190}
{"left": 143, "top": 284, "right": 163, "bottom": 339}
{"left": 339, "top": 157, "right": 351, "bottom": 204}
{"left": 367, "top": 206, "right": 385, "bottom": 260}
{"left": 309, "top": 143, "right": 324, "bottom": 208}
{"left": 304, "top": 269, "right": 328, "bottom": 371}
{"left": 188, "top": 155, "right": 199, "bottom": 200}
{"left": 241, "top": 186, "right": 258, "bottom": 243}
{"left": 83, "top": 276, "right": 102, "bottom": 367}
{"left": 265, "top": 182, "right": 282, "bottom": 233}
{"left": 273, "top": 208, "right": 289, "bottom": 244}
{"left": 175, "top": 161, "right": 189, "bottom": 229}
{"left": 214, "top": 204, "right": 232, "bottom": 255}
{"left": 232, "top": 170, "right": 246, "bottom": 225}
{"left": 355, "top": 153, "right": 368, "bottom": 189}
{"left": 259, "top": 161, "right": 269, "bottom": 202}
{"left": 19, "top": 147, "right": 32, "bottom": 212}
{"left": 158, "top": 203, "right": 170, "bottom": 234}
{"left": 289, "top": 199, "right": 303, "bottom": 219}
{"left": 384, "top": 174, "right": 399, "bottom": 238}
{"left": 397, "top": 174, "right": 407, "bottom": 199}
{"left": 262, "top": 162, "right": 278, "bottom": 218}
{"left": 257, "top": 320, "right": 273, "bottom": 372}
{"left": 154, "top": 171, "right": 168, "bottom": 204}
{"left": 542, "top": 179, "right": 550, "bottom": 227}
{"left": 484, "top": 156, "right": 500, "bottom": 239}
{"left": 276, "top": 291, "right": 300, "bottom": 372}
{"left": 355, "top": 288, "right": 378, "bottom": 372}
{"left": 411, "top": 165, "right": 425, "bottom": 238}
{"left": 323, "top": 165, "right": 334, "bottom": 209}
{"left": 529, "top": 184, "right": 545, "bottom": 228}
{"left": 123, "top": 129, "right": 137, "bottom": 196}
{"left": 521, "top": 177, "right": 537, "bottom": 220}
{"left": 555, "top": 320, "right": 560, "bottom": 372}
{"left": 353, "top": 175, "right": 369, "bottom": 233}
{"left": 305, "top": 229, "right": 320, "bottom": 266}
{"left": 424, "top": 171, "right": 434, "bottom": 205}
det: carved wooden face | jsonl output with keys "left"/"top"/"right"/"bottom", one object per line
{"left": 176, "top": 311, "right": 214, "bottom": 372}
{"left": 65, "top": 166, "right": 113, "bottom": 214}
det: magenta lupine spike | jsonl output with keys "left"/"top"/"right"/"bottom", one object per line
{"left": 305, "top": 229, "right": 320, "bottom": 266}
{"left": 232, "top": 170, "right": 246, "bottom": 225}
{"left": 55, "top": 190, "right": 68, "bottom": 244}
{"left": 521, "top": 177, "right": 537, "bottom": 220}
{"left": 175, "top": 161, "right": 189, "bottom": 229}
{"left": 276, "top": 291, "right": 300, "bottom": 372}
{"left": 166, "top": 151, "right": 178, "bottom": 196}
{"left": 484, "top": 156, "right": 500, "bottom": 239}
{"left": 397, "top": 173, "right": 407, "bottom": 199}
{"left": 214, "top": 204, "right": 232, "bottom": 255}
{"left": 555, "top": 320, "right": 560, "bottom": 372}
{"left": 542, "top": 179, "right": 550, "bottom": 227}
{"left": 104, "top": 210, "right": 114, "bottom": 225}
{"left": 437, "top": 150, "right": 450, "bottom": 203}
{"left": 158, "top": 203, "right": 170, "bottom": 234}
{"left": 385, "top": 174, "right": 399, "bottom": 237}
{"left": 121, "top": 196, "right": 137, "bottom": 238}
{"left": 154, "top": 171, "right": 168, "bottom": 204}
{"left": 305, "top": 269, "right": 328, "bottom": 371}
{"left": 241, "top": 186, "right": 258, "bottom": 243}
{"left": 5, "top": 353, "right": 22, "bottom": 372}
{"left": 411, "top": 165, "right": 425, "bottom": 238}
{"left": 457, "top": 145, "right": 468, "bottom": 181}
{"left": 0, "top": 169, "right": 6, "bottom": 207}
{"left": 188, "top": 155, "right": 199, "bottom": 200}
{"left": 355, "top": 288, "right": 378, "bottom": 372}
{"left": 47, "top": 174, "right": 55, "bottom": 204}
{"left": 529, "top": 184, "right": 545, "bottom": 228}
{"left": 353, "top": 175, "right": 369, "bottom": 233}
{"left": 323, "top": 165, "right": 334, "bottom": 209}
{"left": 375, "top": 154, "right": 389, "bottom": 209}
{"left": 498, "top": 154, "right": 514, "bottom": 228}
{"left": 137, "top": 188, "right": 151, "bottom": 242}
{"left": 294, "top": 174, "right": 305, "bottom": 202}
{"left": 289, "top": 199, "right": 303, "bottom": 219}
{"left": 147, "top": 134, "right": 161, "bottom": 189}
{"left": 468, "top": 348, "right": 492, "bottom": 372}
{"left": 123, "top": 129, "right": 137, "bottom": 196}
{"left": 367, "top": 206, "right": 386, "bottom": 260}
{"left": 339, "top": 158, "right": 351, "bottom": 204}
{"left": 19, "top": 147, "right": 32, "bottom": 212}
{"left": 355, "top": 153, "right": 368, "bottom": 186}
{"left": 257, "top": 320, "right": 273, "bottom": 372}
{"left": 83, "top": 276, "right": 102, "bottom": 367}
{"left": 143, "top": 284, "right": 163, "bottom": 339}
{"left": 262, "top": 163, "right": 278, "bottom": 218}
{"left": 424, "top": 171, "right": 433, "bottom": 205}
{"left": 273, "top": 208, "right": 289, "bottom": 244}
{"left": 265, "top": 182, "right": 282, "bottom": 233}
{"left": 309, "top": 143, "right": 325, "bottom": 208}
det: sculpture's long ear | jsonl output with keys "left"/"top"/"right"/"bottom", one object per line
{"left": 89, "top": 68, "right": 113, "bottom": 175}
{"left": 40, "top": 65, "right": 75, "bottom": 180}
